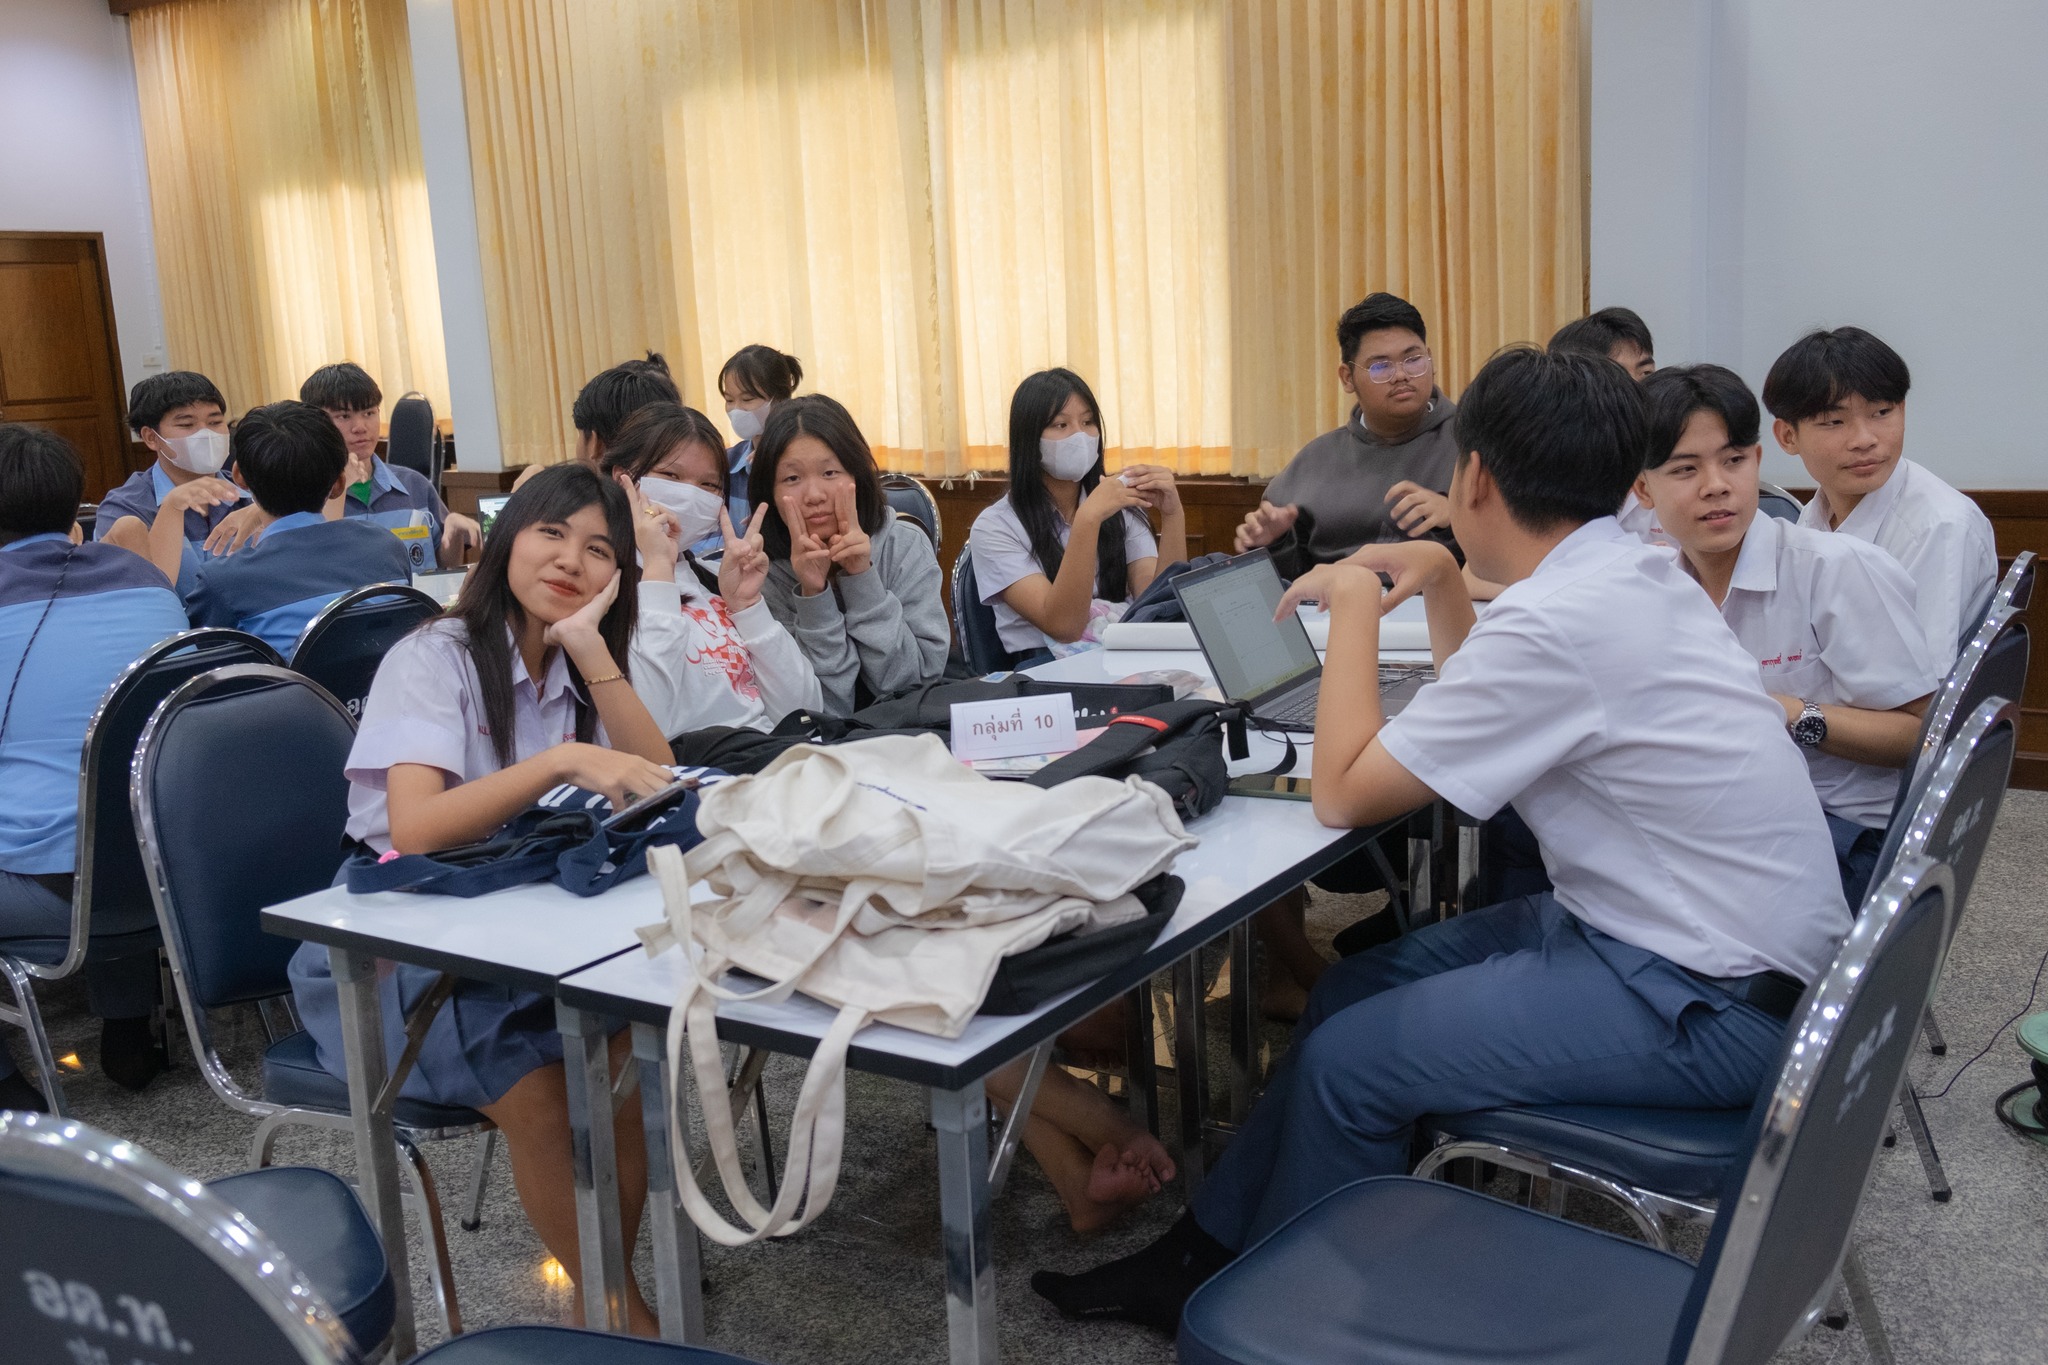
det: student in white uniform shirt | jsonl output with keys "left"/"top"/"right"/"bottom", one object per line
{"left": 1035, "top": 348, "right": 1851, "bottom": 1334}
{"left": 1766, "top": 327, "right": 1997, "bottom": 666}
{"left": 1634, "top": 364, "right": 1940, "bottom": 907}
{"left": 597, "top": 402, "right": 823, "bottom": 735}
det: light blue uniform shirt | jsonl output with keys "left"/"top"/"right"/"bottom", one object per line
{"left": 179, "top": 512, "right": 415, "bottom": 658}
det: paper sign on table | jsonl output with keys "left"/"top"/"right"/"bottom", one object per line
{"left": 949, "top": 693, "right": 1078, "bottom": 761}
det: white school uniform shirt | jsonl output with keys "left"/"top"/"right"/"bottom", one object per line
{"left": 1696, "top": 513, "right": 1940, "bottom": 829}
{"left": 1615, "top": 491, "right": 1671, "bottom": 548}
{"left": 1797, "top": 458, "right": 1997, "bottom": 668}
{"left": 1378, "top": 518, "right": 1850, "bottom": 984}
{"left": 344, "top": 621, "right": 605, "bottom": 853}
{"left": 629, "top": 579, "right": 823, "bottom": 736}
{"left": 969, "top": 496, "right": 1158, "bottom": 654}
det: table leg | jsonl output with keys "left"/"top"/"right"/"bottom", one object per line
{"left": 931, "top": 1081, "right": 998, "bottom": 1365}
{"left": 557, "top": 1002, "right": 629, "bottom": 1332}
{"left": 331, "top": 947, "right": 416, "bottom": 1359}
{"left": 1123, "top": 979, "right": 1159, "bottom": 1137}
{"left": 1227, "top": 920, "right": 1257, "bottom": 1125}
{"left": 1171, "top": 950, "right": 1212, "bottom": 1189}
{"left": 1454, "top": 807, "right": 1484, "bottom": 915}
{"left": 988, "top": 1042, "right": 1051, "bottom": 1198}
{"left": 633, "top": 1023, "right": 705, "bottom": 1344}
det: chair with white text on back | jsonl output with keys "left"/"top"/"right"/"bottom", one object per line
{"left": 132, "top": 662, "right": 494, "bottom": 1338}
{"left": 1181, "top": 853, "right": 1957, "bottom": 1365}
{"left": 0, "top": 628, "right": 282, "bottom": 1116}
{"left": 291, "top": 583, "right": 443, "bottom": 721}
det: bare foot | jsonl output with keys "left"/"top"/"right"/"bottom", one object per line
{"left": 1086, "top": 1131, "right": 1176, "bottom": 1206}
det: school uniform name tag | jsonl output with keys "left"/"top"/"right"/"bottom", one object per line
{"left": 950, "top": 694, "right": 1077, "bottom": 761}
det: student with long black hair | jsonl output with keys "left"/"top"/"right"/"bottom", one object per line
{"left": 750, "top": 394, "right": 948, "bottom": 713}
{"left": 717, "top": 343, "right": 803, "bottom": 529}
{"left": 969, "top": 368, "right": 1185, "bottom": 660}
{"left": 286, "top": 463, "right": 675, "bottom": 1334}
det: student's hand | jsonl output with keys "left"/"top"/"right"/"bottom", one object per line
{"left": 1235, "top": 501, "right": 1299, "bottom": 552}
{"left": 1274, "top": 562, "right": 1384, "bottom": 619}
{"left": 1077, "top": 472, "right": 1147, "bottom": 527}
{"left": 440, "top": 512, "right": 482, "bottom": 560}
{"left": 1384, "top": 481, "right": 1452, "bottom": 538}
{"left": 1120, "top": 464, "right": 1182, "bottom": 516}
{"left": 716, "top": 505, "right": 771, "bottom": 612}
{"left": 618, "top": 474, "right": 680, "bottom": 581}
{"left": 543, "top": 568, "right": 622, "bottom": 655}
{"left": 553, "top": 742, "right": 677, "bottom": 810}
{"left": 344, "top": 451, "right": 375, "bottom": 489}
{"left": 1342, "top": 539, "right": 1461, "bottom": 613}
{"left": 825, "top": 480, "right": 871, "bottom": 577}
{"left": 160, "top": 476, "right": 243, "bottom": 520}
{"left": 202, "top": 501, "right": 270, "bottom": 556}
{"left": 780, "top": 490, "right": 834, "bottom": 596}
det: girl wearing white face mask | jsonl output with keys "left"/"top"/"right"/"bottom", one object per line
{"left": 717, "top": 344, "right": 804, "bottom": 534}
{"left": 968, "top": 368, "right": 1185, "bottom": 661}
{"left": 601, "top": 403, "right": 822, "bottom": 737}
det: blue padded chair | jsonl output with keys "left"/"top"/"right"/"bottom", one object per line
{"left": 0, "top": 1109, "right": 390, "bottom": 1362}
{"left": 1755, "top": 480, "right": 1802, "bottom": 523}
{"left": 132, "top": 663, "right": 494, "bottom": 1337}
{"left": 879, "top": 474, "right": 942, "bottom": 550}
{"left": 1181, "top": 854, "right": 1957, "bottom": 1365}
{"left": 409, "top": 1325, "right": 764, "bottom": 1363}
{"left": 1889, "top": 604, "right": 2027, "bottom": 841}
{"left": 0, "top": 628, "right": 282, "bottom": 1116}
{"left": 291, "top": 583, "right": 443, "bottom": 721}
{"left": 951, "top": 543, "right": 1012, "bottom": 674}
{"left": 387, "top": 391, "right": 446, "bottom": 492}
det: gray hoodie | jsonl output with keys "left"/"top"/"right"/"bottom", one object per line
{"left": 763, "top": 513, "right": 950, "bottom": 715}
{"left": 1263, "top": 390, "right": 1460, "bottom": 565}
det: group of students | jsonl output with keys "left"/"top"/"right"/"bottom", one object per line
{"left": 0, "top": 287, "right": 2003, "bottom": 1336}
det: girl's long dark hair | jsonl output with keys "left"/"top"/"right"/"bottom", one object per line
{"left": 746, "top": 394, "right": 888, "bottom": 561}
{"left": 1007, "top": 367, "right": 1128, "bottom": 603}
{"left": 445, "top": 463, "right": 639, "bottom": 768}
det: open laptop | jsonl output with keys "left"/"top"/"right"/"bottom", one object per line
{"left": 1171, "top": 549, "right": 1428, "bottom": 731}
{"left": 477, "top": 494, "right": 511, "bottom": 541}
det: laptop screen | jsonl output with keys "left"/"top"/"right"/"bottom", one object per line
{"left": 477, "top": 494, "right": 510, "bottom": 540}
{"left": 1175, "top": 553, "right": 1322, "bottom": 703}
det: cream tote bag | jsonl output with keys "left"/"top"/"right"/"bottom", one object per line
{"left": 637, "top": 734, "right": 1196, "bottom": 1245}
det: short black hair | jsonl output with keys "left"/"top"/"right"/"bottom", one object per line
{"left": 231, "top": 401, "right": 348, "bottom": 517}
{"left": 718, "top": 345, "right": 803, "bottom": 404}
{"left": 1453, "top": 346, "right": 1648, "bottom": 532}
{"left": 0, "top": 424, "right": 86, "bottom": 542}
{"left": 599, "top": 402, "right": 732, "bottom": 499}
{"left": 300, "top": 362, "right": 383, "bottom": 412}
{"left": 1547, "top": 307, "right": 1654, "bottom": 362}
{"left": 1761, "top": 326, "right": 1911, "bottom": 426}
{"left": 127, "top": 370, "right": 226, "bottom": 433}
{"left": 572, "top": 352, "right": 682, "bottom": 447}
{"left": 1336, "top": 293, "right": 1427, "bottom": 364}
{"left": 1640, "top": 364, "right": 1762, "bottom": 470}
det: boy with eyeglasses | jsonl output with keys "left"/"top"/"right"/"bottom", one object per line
{"left": 1235, "top": 293, "right": 1460, "bottom": 573}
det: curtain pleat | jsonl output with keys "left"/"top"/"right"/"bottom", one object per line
{"left": 128, "top": 0, "right": 449, "bottom": 421}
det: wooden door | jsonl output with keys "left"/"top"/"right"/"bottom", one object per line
{"left": 0, "top": 233, "right": 136, "bottom": 500}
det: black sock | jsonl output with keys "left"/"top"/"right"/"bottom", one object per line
{"left": 99, "top": 1016, "right": 166, "bottom": 1093}
{"left": 0, "top": 1069, "right": 48, "bottom": 1113}
{"left": 1031, "top": 1208, "right": 1235, "bottom": 1333}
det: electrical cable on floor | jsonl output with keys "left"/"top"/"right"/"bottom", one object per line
{"left": 1920, "top": 942, "right": 2048, "bottom": 1101}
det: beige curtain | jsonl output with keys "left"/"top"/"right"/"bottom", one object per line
{"left": 129, "top": 0, "right": 449, "bottom": 420}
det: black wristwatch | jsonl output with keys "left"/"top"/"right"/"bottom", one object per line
{"left": 1789, "top": 699, "right": 1827, "bottom": 748}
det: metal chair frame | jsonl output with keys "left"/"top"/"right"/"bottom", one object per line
{"left": 0, "top": 1109, "right": 358, "bottom": 1365}
{"left": 131, "top": 664, "right": 494, "bottom": 1338}
{"left": 0, "top": 629, "right": 283, "bottom": 1115}
{"left": 879, "top": 473, "right": 942, "bottom": 549}
{"left": 1754, "top": 480, "right": 1803, "bottom": 523}
{"left": 951, "top": 542, "right": 1013, "bottom": 674}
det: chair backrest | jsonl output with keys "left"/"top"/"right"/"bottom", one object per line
{"left": 289, "top": 584, "right": 442, "bottom": 720}
{"left": 0, "top": 1110, "right": 353, "bottom": 1364}
{"left": 1979, "top": 549, "right": 2035, "bottom": 626}
{"left": 384, "top": 391, "right": 442, "bottom": 490}
{"left": 1867, "top": 696, "right": 2016, "bottom": 936}
{"left": 951, "top": 542, "right": 1012, "bottom": 674}
{"left": 1672, "top": 857, "right": 1954, "bottom": 1365}
{"left": 879, "top": 474, "right": 942, "bottom": 549}
{"left": 1887, "top": 607, "right": 2028, "bottom": 832}
{"left": 55, "top": 629, "right": 285, "bottom": 978}
{"left": 1754, "top": 481, "right": 1802, "bottom": 523}
{"left": 134, "top": 666, "right": 357, "bottom": 1017}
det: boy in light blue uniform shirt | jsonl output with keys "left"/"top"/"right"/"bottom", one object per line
{"left": 94, "top": 370, "right": 251, "bottom": 543}
{"left": 0, "top": 424, "right": 192, "bottom": 1108}
{"left": 298, "top": 362, "right": 480, "bottom": 566}
{"left": 145, "top": 402, "right": 414, "bottom": 658}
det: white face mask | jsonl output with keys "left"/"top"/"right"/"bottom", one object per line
{"left": 727, "top": 404, "right": 767, "bottom": 443}
{"left": 640, "top": 477, "right": 726, "bottom": 547}
{"left": 1039, "top": 430, "right": 1100, "bottom": 482}
{"left": 157, "top": 427, "right": 230, "bottom": 476}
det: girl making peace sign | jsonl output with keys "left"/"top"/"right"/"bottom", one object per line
{"left": 749, "top": 395, "right": 949, "bottom": 714}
